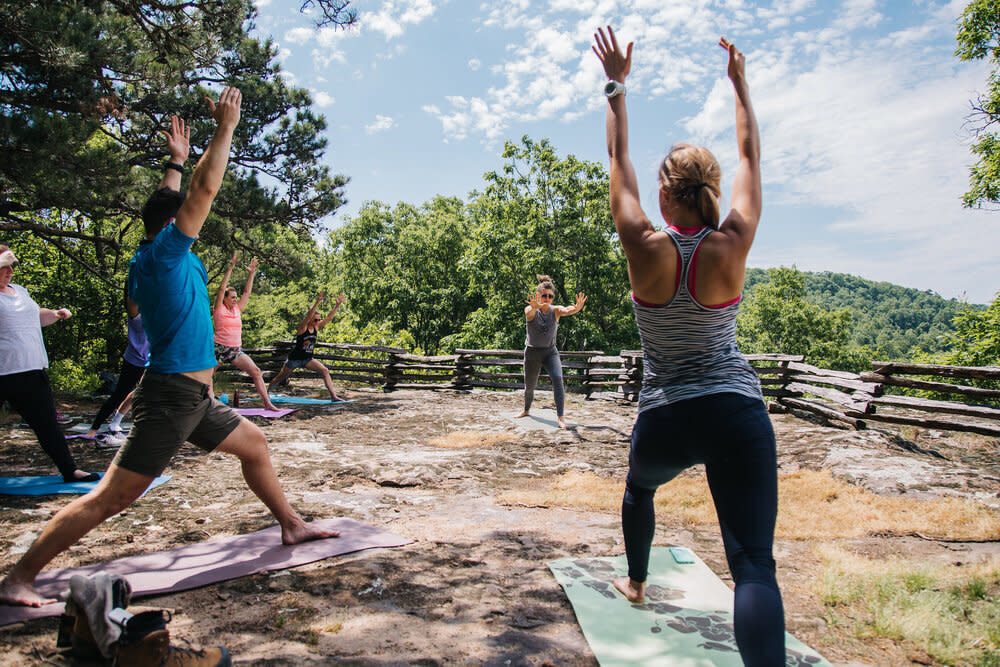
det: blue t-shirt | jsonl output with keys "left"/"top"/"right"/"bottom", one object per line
{"left": 128, "top": 223, "right": 216, "bottom": 373}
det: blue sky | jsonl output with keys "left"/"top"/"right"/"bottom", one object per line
{"left": 253, "top": 0, "right": 999, "bottom": 304}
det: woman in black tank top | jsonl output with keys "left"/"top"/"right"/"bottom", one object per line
{"left": 267, "top": 292, "right": 347, "bottom": 402}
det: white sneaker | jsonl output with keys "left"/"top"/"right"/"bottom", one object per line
{"left": 96, "top": 432, "right": 127, "bottom": 450}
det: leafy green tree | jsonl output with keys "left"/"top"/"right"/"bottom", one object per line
{"left": 738, "top": 266, "right": 870, "bottom": 370}
{"left": 333, "top": 197, "right": 475, "bottom": 354}
{"left": 456, "top": 136, "right": 633, "bottom": 351}
{"left": 1, "top": 0, "right": 352, "bottom": 279}
{"left": 956, "top": 0, "right": 1000, "bottom": 208}
{"left": 931, "top": 291, "right": 1000, "bottom": 367}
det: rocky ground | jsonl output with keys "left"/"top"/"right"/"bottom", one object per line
{"left": 1, "top": 384, "right": 998, "bottom": 666}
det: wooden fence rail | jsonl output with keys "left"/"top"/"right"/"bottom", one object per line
{"left": 216, "top": 343, "right": 1000, "bottom": 437}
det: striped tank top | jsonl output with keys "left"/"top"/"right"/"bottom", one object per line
{"left": 632, "top": 226, "right": 762, "bottom": 413}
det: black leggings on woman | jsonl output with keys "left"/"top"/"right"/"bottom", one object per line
{"left": 623, "top": 391, "right": 784, "bottom": 666}
{"left": 90, "top": 359, "right": 144, "bottom": 431}
{"left": 0, "top": 369, "right": 78, "bottom": 480}
{"left": 523, "top": 346, "right": 565, "bottom": 416}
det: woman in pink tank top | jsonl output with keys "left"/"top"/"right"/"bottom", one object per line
{"left": 213, "top": 253, "right": 278, "bottom": 411}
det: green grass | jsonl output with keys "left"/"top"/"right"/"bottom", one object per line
{"left": 818, "top": 546, "right": 1000, "bottom": 665}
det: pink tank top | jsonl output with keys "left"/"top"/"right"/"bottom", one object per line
{"left": 213, "top": 303, "right": 242, "bottom": 347}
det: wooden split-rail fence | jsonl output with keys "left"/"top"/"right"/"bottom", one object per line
{"left": 219, "top": 342, "right": 1000, "bottom": 437}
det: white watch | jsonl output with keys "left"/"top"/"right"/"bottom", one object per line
{"left": 604, "top": 80, "right": 626, "bottom": 98}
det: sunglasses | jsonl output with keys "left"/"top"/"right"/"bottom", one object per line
{"left": 539, "top": 293, "right": 554, "bottom": 299}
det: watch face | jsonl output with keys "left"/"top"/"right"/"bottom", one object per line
{"left": 604, "top": 81, "right": 618, "bottom": 95}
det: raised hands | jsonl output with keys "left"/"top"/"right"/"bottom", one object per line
{"left": 574, "top": 292, "right": 587, "bottom": 311}
{"left": 593, "top": 26, "right": 633, "bottom": 83}
{"left": 247, "top": 257, "right": 258, "bottom": 273}
{"left": 162, "top": 115, "right": 190, "bottom": 164}
{"left": 335, "top": 293, "right": 346, "bottom": 307}
{"left": 204, "top": 86, "right": 242, "bottom": 130}
{"left": 526, "top": 292, "right": 542, "bottom": 312}
{"left": 719, "top": 36, "right": 745, "bottom": 84}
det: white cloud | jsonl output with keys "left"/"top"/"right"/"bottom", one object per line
{"left": 368, "top": 0, "right": 444, "bottom": 40}
{"left": 313, "top": 91, "right": 335, "bottom": 107}
{"left": 365, "top": 114, "right": 397, "bottom": 134}
{"left": 468, "top": 58, "right": 482, "bottom": 71}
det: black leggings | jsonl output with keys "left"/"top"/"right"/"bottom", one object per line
{"left": 91, "top": 359, "right": 144, "bottom": 431}
{"left": 0, "top": 369, "right": 78, "bottom": 480}
{"left": 623, "top": 391, "right": 784, "bottom": 666}
{"left": 523, "top": 346, "right": 565, "bottom": 416}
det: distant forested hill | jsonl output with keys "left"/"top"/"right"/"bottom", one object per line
{"left": 743, "top": 268, "right": 982, "bottom": 361}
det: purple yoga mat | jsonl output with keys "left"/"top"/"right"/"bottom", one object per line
{"left": 233, "top": 407, "right": 298, "bottom": 418}
{"left": 0, "top": 518, "right": 410, "bottom": 626}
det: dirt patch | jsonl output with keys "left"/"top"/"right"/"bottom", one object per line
{"left": 1, "top": 385, "right": 998, "bottom": 665}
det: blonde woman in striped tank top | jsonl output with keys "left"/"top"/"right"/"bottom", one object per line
{"left": 595, "top": 29, "right": 784, "bottom": 665}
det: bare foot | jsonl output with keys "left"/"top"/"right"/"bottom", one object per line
{"left": 557, "top": 416, "right": 568, "bottom": 429}
{"left": 515, "top": 410, "right": 529, "bottom": 418}
{"left": 281, "top": 520, "right": 340, "bottom": 545}
{"left": 263, "top": 402, "right": 280, "bottom": 412}
{"left": 613, "top": 576, "right": 646, "bottom": 603}
{"left": 331, "top": 394, "right": 347, "bottom": 402}
{"left": 0, "top": 577, "right": 57, "bottom": 607}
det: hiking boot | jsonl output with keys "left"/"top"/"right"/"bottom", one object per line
{"left": 56, "top": 598, "right": 102, "bottom": 661}
{"left": 115, "top": 610, "right": 231, "bottom": 667}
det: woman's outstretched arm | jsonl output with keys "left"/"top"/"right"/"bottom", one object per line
{"left": 297, "top": 291, "right": 324, "bottom": 335}
{"left": 719, "top": 37, "right": 762, "bottom": 255}
{"left": 319, "top": 293, "right": 345, "bottom": 328}
{"left": 214, "top": 251, "right": 237, "bottom": 311}
{"left": 555, "top": 292, "right": 587, "bottom": 319}
{"left": 593, "top": 27, "right": 661, "bottom": 272}
{"left": 237, "top": 257, "right": 258, "bottom": 311}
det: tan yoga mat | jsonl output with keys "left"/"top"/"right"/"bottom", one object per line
{"left": 0, "top": 518, "right": 410, "bottom": 626}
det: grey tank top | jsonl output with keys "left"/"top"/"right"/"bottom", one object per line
{"left": 525, "top": 306, "right": 557, "bottom": 348}
{"left": 632, "top": 227, "right": 762, "bottom": 412}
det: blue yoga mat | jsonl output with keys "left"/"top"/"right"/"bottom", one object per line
{"left": 0, "top": 475, "right": 171, "bottom": 497}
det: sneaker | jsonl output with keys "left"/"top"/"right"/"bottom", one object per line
{"left": 55, "top": 411, "right": 72, "bottom": 425}
{"left": 97, "top": 432, "right": 127, "bottom": 450}
{"left": 116, "top": 610, "right": 231, "bottom": 667}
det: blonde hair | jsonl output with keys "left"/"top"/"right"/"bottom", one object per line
{"left": 659, "top": 143, "right": 722, "bottom": 229}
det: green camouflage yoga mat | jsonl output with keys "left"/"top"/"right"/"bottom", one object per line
{"left": 548, "top": 547, "right": 829, "bottom": 667}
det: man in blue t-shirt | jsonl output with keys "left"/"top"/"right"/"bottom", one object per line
{"left": 1, "top": 89, "right": 340, "bottom": 608}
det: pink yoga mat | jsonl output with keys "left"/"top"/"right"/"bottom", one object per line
{"left": 0, "top": 518, "right": 409, "bottom": 626}
{"left": 233, "top": 407, "right": 298, "bottom": 418}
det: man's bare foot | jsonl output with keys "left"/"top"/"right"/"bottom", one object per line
{"left": 0, "top": 577, "right": 57, "bottom": 607}
{"left": 515, "top": 410, "right": 529, "bottom": 418}
{"left": 613, "top": 576, "right": 646, "bottom": 603}
{"left": 263, "top": 402, "right": 279, "bottom": 412}
{"left": 557, "top": 416, "right": 568, "bottom": 429}
{"left": 281, "top": 520, "right": 340, "bottom": 545}
{"left": 331, "top": 394, "right": 347, "bottom": 402}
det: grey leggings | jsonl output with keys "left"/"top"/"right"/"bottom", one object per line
{"left": 523, "top": 346, "right": 565, "bottom": 416}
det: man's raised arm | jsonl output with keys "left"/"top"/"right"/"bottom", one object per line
{"left": 174, "top": 87, "right": 242, "bottom": 239}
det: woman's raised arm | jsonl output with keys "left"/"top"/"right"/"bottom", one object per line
{"left": 718, "top": 37, "right": 762, "bottom": 256}
{"left": 237, "top": 257, "right": 258, "bottom": 311}
{"left": 214, "top": 251, "right": 237, "bottom": 311}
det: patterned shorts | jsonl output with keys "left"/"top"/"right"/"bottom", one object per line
{"left": 214, "top": 343, "right": 243, "bottom": 364}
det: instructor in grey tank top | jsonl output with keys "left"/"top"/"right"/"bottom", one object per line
{"left": 516, "top": 275, "right": 586, "bottom": 429}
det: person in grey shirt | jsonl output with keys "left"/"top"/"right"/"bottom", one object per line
{"left": 516, "top": 274, "right": 586, "bottom": 429}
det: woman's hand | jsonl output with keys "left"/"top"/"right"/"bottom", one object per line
{"left": 719, "top": 36, "right": 745, "bottom": 84}
{"left": 526, "top": 292, "right": 541, "bottom": 311}
{"left": 593, "top": 26, "right": 633, "bottom": 83}
{"left": 574, "top": 292, "right": 587, "bottom": 311}
{"left": 228, "top": 251, "right": 238, "bottom": 270}
{"left": 335, "top": 293, "right": 346, "bottom": 306}
{"left": 248, "top": 257, "right": 258, "bottom": 273}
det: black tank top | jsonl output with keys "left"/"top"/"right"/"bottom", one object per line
{"left": 289, "top": 328, "right": 318, "bottom": 360}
